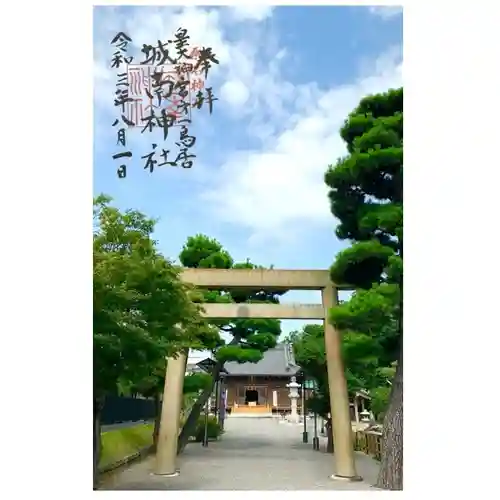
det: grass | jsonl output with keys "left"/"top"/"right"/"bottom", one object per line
{"left": 100, "top": 423, "right": 154, "bottom": 468}
{"left": 99, "top": 405, "right": 195, "bottom": 470}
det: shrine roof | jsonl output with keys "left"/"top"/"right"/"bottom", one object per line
{"left": 224, "top": 343, "right": 301, "bottom": 377}
{"left": 186, "top": 363, "right": 205, "bottom": 374}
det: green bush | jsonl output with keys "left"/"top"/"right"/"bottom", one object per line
{"left": 371, "top": 386, "right": 392, "bottom": 421}
{"left": 194, "top": 415, "right": 222, "bottom": 442}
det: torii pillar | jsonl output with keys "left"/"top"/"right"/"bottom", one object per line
{"left": 322, "top": 285, "right": 362, "bottom": 481}
{"left": 154, "top": 351, "right": 187, "bottom": 476}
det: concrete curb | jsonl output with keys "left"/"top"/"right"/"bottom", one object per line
{"left": 99, "top": 444, "right": 155, "bottom": 475}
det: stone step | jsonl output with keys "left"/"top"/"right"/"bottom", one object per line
{"left": 228, "top": 413, "right": 274, "bottom": 418}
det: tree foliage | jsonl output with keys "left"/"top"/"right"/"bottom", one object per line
{"left": 177, "top": 234, "right": 282, "bottom": 451}
{"left": 93, "top": 195, "right": 207, "bottom": 398}
{"left": 92, "top": 196, "right": 214, "bottom": 486}
{"left": 179, "top": 235, "right": 282, "bottom": 363}
{"left": 288, "top": 285, "right": 398, "bottom": 417}
{"left": 324, "top": 87, "right": 403, "bottom": 490}
{"left": 182, "top": 372, "right": 213, "bottom": 394}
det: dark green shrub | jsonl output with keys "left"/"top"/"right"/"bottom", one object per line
{"left": 371, "top": 386, "right": 392, "bottom": 422}
{"left": 194, "top": 415, "right": 222, "bottom": 442}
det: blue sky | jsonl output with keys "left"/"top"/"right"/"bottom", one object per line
{"left": 93, "top": 5, "right": 403, "bottom": 357}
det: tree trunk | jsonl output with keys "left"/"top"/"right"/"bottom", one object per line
{"left": 376, "top": 341, "right": 403, "bottom": 490}
{"left": 177, "top": 360, "right": 222, "bottom": 454}
{"left": 152, "top": 393, "right": 161, "bottom": 451}
{"left": 93, "top": 397, "right": 104, "bottom": 490}
{"left": 182, "top": 348, "right": 189, "bottom": 373}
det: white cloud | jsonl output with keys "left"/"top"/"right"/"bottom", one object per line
{"left": 93, "top": 6, "right": 280, "bottom": 118}
{"left": 220, "top": 79, "right": 250, "bottom": 107}
{"left": 369, "top": 6, "right": 403, "bottom": 20}
{"left": 202, "top": 48, "right": 403, "bottom": 242}
{"left": 94, "top": 6, "right": 228, "bottom": 100}
{"left": 93, "top": 6, "right": 403, "bottom": 247}
{"left": 92, "top": 4, "right": 296, "bottom": 177}
{"left": 229, "top": 5, "right": 274, "bottom": 22}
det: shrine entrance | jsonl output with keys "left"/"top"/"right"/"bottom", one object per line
{"left": 244, "top": 388, "right": 259, "bottom": 405}
{"left": 156, "top": 268, "right": 361, "bottom": 482}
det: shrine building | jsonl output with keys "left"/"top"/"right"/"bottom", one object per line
{"left": 224, "top": 343, "right": 303, "bottom": 416}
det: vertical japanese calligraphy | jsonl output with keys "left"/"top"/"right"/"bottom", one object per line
{"left": 109, "top": 27, "right": 220, "bottom": 178}
{"left": 110, "top": 32, "right": 134, "bottom": 179}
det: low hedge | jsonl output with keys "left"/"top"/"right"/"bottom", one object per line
{"left": 194, "top": 415, "right": 223, "bottom": 442}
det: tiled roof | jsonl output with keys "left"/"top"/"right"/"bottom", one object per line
{"left": 224, "top": 343, "right": 301, "bottom": 376}
{"left": 186, "top": 363, "right": 205, "bottom": 374}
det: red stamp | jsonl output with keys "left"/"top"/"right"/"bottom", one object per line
{"left": 125, "top": 47, "right": 206, "bottom": 127}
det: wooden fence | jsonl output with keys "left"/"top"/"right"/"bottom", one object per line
{"left": 353, "top": 430, "right": 383, "bottom": 461}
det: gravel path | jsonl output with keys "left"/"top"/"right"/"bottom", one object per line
{"left": 100, "top": 416, "right": 380, "bottom": 490}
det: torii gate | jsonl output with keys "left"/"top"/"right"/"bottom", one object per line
{"left": 154, "top": 268, "right": 361, "bottom": 482}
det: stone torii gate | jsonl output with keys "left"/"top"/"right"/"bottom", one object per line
{"left": 155, "top": 268, "right": 361, "bottom": 482}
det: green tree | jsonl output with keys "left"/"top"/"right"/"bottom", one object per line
{"left": 286, "top": 291, "right": 397, "bottom": 452}
{"left": 284, "top": 325, "right": 335, "bottom": 451}
{"left": 370, "top": 385, "right": 392, "bottom": 421}
{"left": 93, "top": 195, "right": 201, "bottom": 485}
{"left": 324, "top": 87, "right": 403, "bottom": 490}
{"left": 288, "top": 289, "right": 398, "bottom": 388}
{"left": 128, "top": 317, "right": 222, "bottom": 449}
{"left": 177, "top": 234, "right": 282, "bottom": 452}
{"left": 331, "top": 284, "right": 399, "bottom": 391}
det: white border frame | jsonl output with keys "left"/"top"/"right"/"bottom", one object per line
{"left": 2, "top": 1, "right": 498, "bottom": 498}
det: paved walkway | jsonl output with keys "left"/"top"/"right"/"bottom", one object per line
{"left": 100, "top": 417, "right": 380, "bottom": 490}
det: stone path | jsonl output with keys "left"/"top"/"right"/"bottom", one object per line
{"left": 100, "top": 417, "right": 380, "bottom": 490}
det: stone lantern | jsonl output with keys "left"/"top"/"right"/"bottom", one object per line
{"left": 359, "top": 409, "right": 371, "bottom": 423}
{"left": 286, "top": 376, "right": 300, "bottom": 423}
